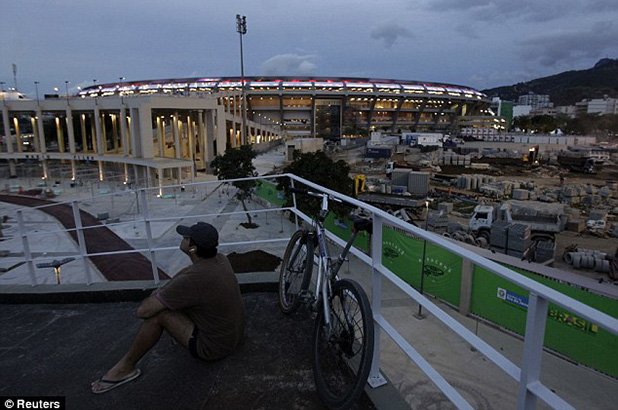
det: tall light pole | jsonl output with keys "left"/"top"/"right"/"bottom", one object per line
{"left": 34, "top": 81, "right": 40, "bottom": 104}
{"left": 64, "top": 81, "right": 70, "bottom": 104}
{"left": 236, "top": 14, "right": 247, "bottom": 145}
{"left": 119, "top": 77, "right": 125, "bottom": 104}
{"left": 93, "top": 79, "right": 98, "bottom": 105}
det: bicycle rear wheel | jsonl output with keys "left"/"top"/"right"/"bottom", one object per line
{"left": 278, "top": 229, "right": 314, "bottom": 314}
{"left": 313, "top": 279, "right": 374, "bottom": 409}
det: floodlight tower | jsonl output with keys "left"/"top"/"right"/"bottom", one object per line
{"left": 236, "top": 14, "right": 247, "bottom": 145}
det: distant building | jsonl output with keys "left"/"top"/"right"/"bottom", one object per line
{"left": 513, "top": 105, "right": 532, "bottom": 117}
{"left": 555, "top": 105, "right": 577, "bottom": 118}
{"left": 490, "top": 97, "right": 513, "bottom": 128}
{"left": 518, "top": 92, "right": 553, "bottom": 110}
{"left": 587, "top": 96, "right": 618, "bottom": 115}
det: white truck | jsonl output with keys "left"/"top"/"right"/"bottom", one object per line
{"left": 469, "top": 200, "right": 566, "bottom": 243}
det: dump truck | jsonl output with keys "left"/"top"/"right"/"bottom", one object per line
{"left": 469, "top": 200, "right": 566, "bottom": 242}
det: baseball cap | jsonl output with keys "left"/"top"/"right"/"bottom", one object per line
{"left": 176, "top": 222, "right": 219, "bottom": 249}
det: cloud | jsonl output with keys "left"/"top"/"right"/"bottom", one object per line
{"left": 370, "top": 22, "right": 413, "bottom": 48}
{"left": 260, "top": 54, "right": 317, "bottom": 76}
{"left": 424, "top": 0, "right": 580, "bottom": 22}
{"left": 519, "top": 21, "right": 618, "bottom": 67}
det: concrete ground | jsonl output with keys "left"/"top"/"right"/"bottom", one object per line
{"left": 0, "top": 291, "right": 377, "bottom": 410}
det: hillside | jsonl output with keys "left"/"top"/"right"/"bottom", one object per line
{"left": 482, "top": 59, "right": 618, "bottom": 106}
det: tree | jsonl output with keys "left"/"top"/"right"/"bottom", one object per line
{"left": 210, "top": 145, "right": 258, "bottom": 228}
{"left": 278, "top": 150, "right": 354, "bottom": 218}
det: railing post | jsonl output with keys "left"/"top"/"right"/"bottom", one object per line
{"left": 290, "top": 177, "right": 299, "bottom": 230}
{"left": 368, "top": 213, "right": 387, "bottom": 388}
{"left": 139, "top": 189, "right": 160, "bottom": 284}
{"left": 459, "top": 259, "right": 474, "bottom": 316}
{"left": 517, "top": 293, "right": 549, "bottom": 410}
{"left": 71, "top": 201, "right": 93, "bottom": 285}
{"left": 17, "top": 210, "right": 37, "bottom": 286}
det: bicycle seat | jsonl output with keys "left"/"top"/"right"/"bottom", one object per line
{"left": 352, "top": 217, "right": 372, "bottom": 234}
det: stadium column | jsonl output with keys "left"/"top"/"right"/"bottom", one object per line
{"left": 197, "top": 110, "right": 206, "bottom": 168}
{"left": 12, "top": 117, "right": 22, "bottom": 153}
{"left": 138, "top": 106, "right": 154, "bottom": 159}
{"left": 1, "top": 106, "right": 17, "bottom": 177}
{"left": 111, "top": 113, "right": 119, "bottom": 152}
{"left": 129, "top": 108, "right": 140, "bottom": 158}
{"left": 187, "top": 114, "right": 195, "bottom": 178}
{"left": 120, "top": 107, "right": 129, "bottom": 156}
{"left": 79, "top": 114, "right": 87, "bottom": 153}
{"left": 204, "top": 109, "right": 214, "bottom": 163}
{"left": 172, "top": 112, "right": 180, "bottom": 158}
{"left": 156, "top": 116, "right": 164, "bottom": 157}
{"left": 36, "top": 108, "right": 46, "bottom": 153}
{"left": 215, "top": 105, "right": 226, "bottom": 156}
{"left": 172, "top": 112, "right": 181, "bottom": 182}
{"left": 65, "top": 106, "right": 77, "bottom": 181}
{"left": 30, "top": 116, "right": 40, "bottom": 152}
{"left": 55, "top": 116, "right": 65, "bottom": 153}
{"left": 94, "top": 105, "right": 104, "bottom": 154}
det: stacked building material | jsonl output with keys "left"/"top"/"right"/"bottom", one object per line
{"left": 438, "top": 202, "right": 453, "bottom": 214}
{"left": 512, "top": 189, "right": 530, "bottom": 200}
{"left": 506, "top": 223, "right": 532, "bottom": 258}
{"left": 427, "top": 210, "right": 449, "bottom": 232}
{"left": 490, "top": 221, "right": 511, "bottom": 251}
{"left": 408, "top": 172, "right": 430, "bottom": 196}
{"left": 391, "top": 170, "right": 409, "bottom": 187}
{"left": 534, "top": 240, "right": 556, "bottom": 263}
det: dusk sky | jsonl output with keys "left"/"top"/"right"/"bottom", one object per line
{"left": 2, "top": 0, "right": 617, "bottom": 97}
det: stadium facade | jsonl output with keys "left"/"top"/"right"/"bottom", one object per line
{"left": 1, "top": 76, "right": 490, "bottom": 188}
{"left": 78, "top": 76, "right": 490, "bottom": 139}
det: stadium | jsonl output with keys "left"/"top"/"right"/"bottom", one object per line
{"left": 1, "top": 76, "right": 490, "bottom": 187}
{"left": 78, "top": 76, "right": 491, "bottom": 139}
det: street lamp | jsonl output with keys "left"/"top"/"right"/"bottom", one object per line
{"left": 236, "top": 14, "right": 247, "bottom": 145}
{"left": 34, "top": 81, "right": 40, "bottom": 104}
{"left": 119, "top": 76, "right": 125, "bottom": 104}
{"left": 93, "top": 79, "right": 98, "bottom": 104}
{"left": 64, "top": 80, "right": 70, "bottom": 104}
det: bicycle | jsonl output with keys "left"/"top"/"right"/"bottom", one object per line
{"left": 278, "top": 187, "right": 374, "bottom": 410}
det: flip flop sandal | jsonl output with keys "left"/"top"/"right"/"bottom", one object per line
{"left": 91, "top": 369, "right": 142, "bottom": 394}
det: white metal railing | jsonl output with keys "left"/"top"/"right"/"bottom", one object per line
{"left": 1, "top": 173, "right": 617, "bottom": 409}
{"left": 286, "top": 174, "right": 618, "bottom": 410}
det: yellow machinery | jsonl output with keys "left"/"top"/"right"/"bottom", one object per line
{"left": 354, "top": 175, "right": 366, "bottom": 195}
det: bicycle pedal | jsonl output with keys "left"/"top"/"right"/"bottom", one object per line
{"left": 298, "top": 290, "right": 314, "bottom": 303}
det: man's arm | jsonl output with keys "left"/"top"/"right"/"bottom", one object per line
{"left": 136, "top": 294, "right": 166, "bottom": 319}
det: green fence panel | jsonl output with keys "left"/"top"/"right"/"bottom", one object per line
{"left": 324, "top": 214, "right": 370, "bottom": 253}
{"left": 471, "top": 264, "right": 618, "bottom": 378}
{"left": 254, "top": 180, "right": 286, "bottom": 207}
{"left": 382, "top": 226, "right": 461, "bottom": 307}
{"left": 253, "top": 182, "right": 618, "bottom": 376}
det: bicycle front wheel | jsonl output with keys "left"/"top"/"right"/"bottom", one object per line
{"left": 278, "top": 229, "right": 314, "bottom": 314}
{"left": 313, "top": 279, "right": 374, "bottom": 409}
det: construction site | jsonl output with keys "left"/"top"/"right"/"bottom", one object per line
{"left": 328, "top": 132, "right": 618, "bottom": 285}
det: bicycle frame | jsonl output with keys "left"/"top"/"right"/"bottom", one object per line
{"left": 307, "top": 193, "right": 361, "bottom": 332}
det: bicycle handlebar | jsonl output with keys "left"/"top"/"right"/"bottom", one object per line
{"left": 290, "top": 187, "right": 356, "bottom": 207}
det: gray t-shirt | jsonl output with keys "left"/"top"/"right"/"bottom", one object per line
{"left": 155, "top": 254, "right": 245, "bottom": 360}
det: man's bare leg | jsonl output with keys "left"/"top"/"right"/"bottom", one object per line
{"left": 92, "top": 310, "right": 194, "bottom": 392}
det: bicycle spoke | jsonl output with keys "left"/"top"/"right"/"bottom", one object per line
{"left": 313, "top": 279, "right": 374, "bottom": 409}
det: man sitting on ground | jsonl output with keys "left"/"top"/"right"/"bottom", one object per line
{"left": 91, "top": 222, "right": 245, "bottom": 394}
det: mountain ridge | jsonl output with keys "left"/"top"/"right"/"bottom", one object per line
{"left": 482, "top": 59, "right": 618, "bottom": 106}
